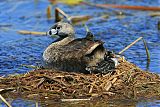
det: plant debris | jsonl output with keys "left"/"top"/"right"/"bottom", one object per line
{"left": 0, "top": 94, "right": 12, "bottom": 107}
{"left": 17, "top": 30, "right": 47, "bottom": 36}
{"left": 0, "top": 58, "right": 160, "bottom": 101}
{"left": 49, "top": 0, "right": 84, "bottom": 5}
{"left": 55, "top": 7, "right": 91, "bottom": 24}
{"left": 46, "top": 5, "right": 52, "bottom": 19}
{"left": 82, "top": 2, "right": 160, "bottom": 11}
{"left": 118, "top": 37, "right": 143, "bottom": 54}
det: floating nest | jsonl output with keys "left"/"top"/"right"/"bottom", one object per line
{"left": 0, "top": 58, "right": 160, "bottom": 101}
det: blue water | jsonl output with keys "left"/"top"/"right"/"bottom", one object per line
{"left": 0, "top": 0, "right": 160, "bottom": 106}
{"left": 0, "top": 98, "right": 37, "bottom": 107}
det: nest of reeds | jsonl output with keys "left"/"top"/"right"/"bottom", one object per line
{"left": 0, "top": 58, "right": 160, "bottom": 101}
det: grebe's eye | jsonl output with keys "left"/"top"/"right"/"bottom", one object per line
{"left": 56, "top": 26, "right": 61, "bottom": 30}
{"left": 49, "top": 30, "right": 52, "bottom": 35}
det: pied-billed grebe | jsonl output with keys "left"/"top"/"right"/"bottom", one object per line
{"left": 43, "top": 22, "right": 118, "bottom": 73}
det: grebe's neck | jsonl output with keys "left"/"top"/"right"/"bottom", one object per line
{"left": 52, "top": 36, "right": 75, "bottom": 46}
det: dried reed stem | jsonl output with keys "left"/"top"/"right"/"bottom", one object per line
{"left": 142, "top": 39, "right": 150, "bottom": 62}
{"left": 21, "top": 64, "right": 38, "bottom": 69}
{"left": 84, "top": 24, "right": 90, "bottom": 32}
{"left": 18, "top": 30, "right": 46, "bottom": 36}
{"left": 96, "top": 4, "right": 160, "bottom": 11}
{"left": 55, "top": 8, "right": 70, "bottom": 22}
{"left": 55, "top": 8, "right": 91, "bottom": 24}
{"left": 119, "top": 37, "right": 143, "bottom": 54}
{"left": 82, "top": 2, "right": 160, "bottom": 11}
{"left": 61, "top": 98, "right": 90, "bottom": 102}
{"left": 46, "top": 5, "right": 52, "bottom": 19}
{"left": 0, "top": 94, "right": 12, "bottom": 107}
{"left": 55, "top": 8, "right": 62, "bottom": 22}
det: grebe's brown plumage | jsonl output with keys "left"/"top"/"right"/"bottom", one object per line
{"left": 43, "top": 22, "right": 118, "bottom": 73}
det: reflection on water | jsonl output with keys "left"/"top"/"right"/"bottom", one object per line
{"left": 137, "top": 99, "right": 160, "bottom": 107}
{"left": 0, "top": 98, "right": 159, "bottom": 107}
{"left": 0, "top": 98, "right": 37, "bottom": 107}
{"left": 0, "top": 0, "right": 160, "bottom": 106}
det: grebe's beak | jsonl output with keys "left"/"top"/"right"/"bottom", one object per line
{"left": 47, "top": 29, "right": 57, "bottom": 36}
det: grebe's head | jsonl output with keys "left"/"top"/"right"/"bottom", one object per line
{"left": 47, "top": 22, "right": 75, "bottom": 38}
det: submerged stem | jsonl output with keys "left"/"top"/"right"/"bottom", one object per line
{"left": 142, "top": 39, "right": 150, "bottom": 69}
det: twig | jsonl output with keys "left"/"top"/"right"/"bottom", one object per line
{"left": 55, "top": 8, "right": 63, "bottom": 22}
{"left": 18, "top": 30, "right": 46, "bottom": 36}
{"left": 142, "top": 39, "right": 150, "bottom": 62}
{"left": 142, "top": 39, "right": 150, "bottom": 70}
{"left": 149, "top": 12, "right": 160, "bottom": 17}
{"left": 89, "top": 85, "right": 94, "bottom": 93}
{"left": 0, "top": 88, "right": 14, "bottom": 94}
{"left": 104, "top": 77, "right": 117, "bottom": 91}
{"left": 21, "top": 64, "right": 38, "bottom": 69}
{"left": 119, "top": 37, "right": 143, "bottom": 54}
{"left": 21, "top": 86, "right": 31, "bottom": 91}
{"left": 133, "top": 86, "right": 137, "bottom": 99}
{"left": 61, "top": 98, "right": 90, "bottom": 102}
{"left": 41, "top": 75, "right": 62, "bottom": 85}
{"left": 82, "top": 2, "right": 160, "bottom": 11}
{"left": 97, "top": 4, "right": 160, "bottom": 11}
{"left": 0, "top": 94, "right": 12, "bottom": 107}
{"left": 89, "top": 79, "right": 97, "bottom": 93}
{"left": 103, "top": 92, "right": 115, "bottom": 95}
{"left": 108, "top": 71, "right": 126, "bottom": 81}
{"left": 46, "top": 5, "right": 52, "bottom": 19}
{"left": 70, "top": 15, "right": 91, "bottom": 24}
{"left": 81, "top": 2, "right": 129, "bottom": 15}
{"left": 55, "top": 8, "right": 70, "bottom": 22}
{"left": 135, "top": 82, "right": 157, "bottom": 87}
{"left": 35, "top": 102, "right": 38, "bottom": 107}
{"left": 35, "top": 78, "right": 45, "bottom": 88}
{"left": 104, "top": 81, "right": 112, "bottom": 91}
{"left": 84, "top": 24, "right": 90, "bottom": 32}
{"left": 158, "top": 21, "right": 160, "bottom": 30}
{"left": 55, "top": 8, "right": 91, "bottom": 24}
{"left": 100, "top": 71, "right": 125, "bottom": 89}
{"left": 111, "top": 78, "right": 117, "bottom": 84}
